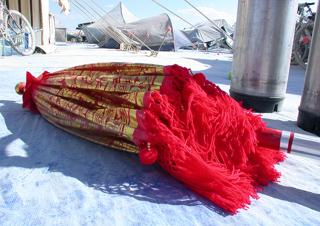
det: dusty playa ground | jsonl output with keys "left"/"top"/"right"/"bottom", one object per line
{"left": 0, "top": 43, "right": 319, "bottom": 225}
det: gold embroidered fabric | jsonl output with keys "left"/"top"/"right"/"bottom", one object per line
{"left": 29, "top": 63, "right": 166, "bottom": 154}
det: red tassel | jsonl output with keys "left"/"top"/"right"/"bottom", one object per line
{"left": 134, "top": 64, "right": 286, "bottom": 214}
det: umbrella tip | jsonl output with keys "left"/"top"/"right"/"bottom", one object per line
{"left": 15, "top": 82, "right": 26, "bottom": 95}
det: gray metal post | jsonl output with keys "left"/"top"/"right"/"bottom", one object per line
{"left": 297, "top": 1, "right": 320, "bottom": 136}
{"left": 230, "top": 0, "right": 298, "bottom": 112}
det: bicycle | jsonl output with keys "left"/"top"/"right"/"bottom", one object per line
{"left": 0, "top": 1, "right": 36, "bottom": 56}
{"left": 292, "top": 2, "right": 316, "bottom": 69}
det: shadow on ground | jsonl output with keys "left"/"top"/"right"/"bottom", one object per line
{"left": 0, "top": 100, "right": 227, "bottom": 216}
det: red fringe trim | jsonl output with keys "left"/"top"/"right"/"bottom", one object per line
{"left": 135, "top": 64, "right": 286, "bottom": 214}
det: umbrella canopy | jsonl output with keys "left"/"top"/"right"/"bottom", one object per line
{"left": 16, "top": 62, "right": 286, "bottom": 214}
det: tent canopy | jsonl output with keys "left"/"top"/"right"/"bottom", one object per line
{"left": 82, "top": 3, "right": 192, "bottom": 51}
{"left": 119, "top": 13, "right": 192, "bottom": 51}
{"left": 95, "top": 2, "right": 139, "bottom": 26}
{"left": 83, "top": 2, "right": 139, "bottom": 44}
{"left": 184, "top": 19, "right": 234, "bottom": 43}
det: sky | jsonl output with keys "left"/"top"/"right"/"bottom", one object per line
{"left": 49, "top": 0, "right": 318, "bottom": 32}
{"left": 50, "top": 0, "right": 238, "bottom": 31}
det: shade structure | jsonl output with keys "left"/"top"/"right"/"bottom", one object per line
{"left": 17, "top": 62, "right": 287, "bottom": 214}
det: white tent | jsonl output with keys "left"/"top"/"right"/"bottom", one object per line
{"left": 184, "top": 19, "right": 234, "bottom": 44}
{"left": 117, "top": 13, "right": 192, "bottom": 51}
{"left": 83, "top": 2, "right": 139, "bottom": 43}
{"left": 96, "top": 2, "right": 139, "bottom": 26}
{"left": 82, "top": 2, "right": 192, "bottom": 51}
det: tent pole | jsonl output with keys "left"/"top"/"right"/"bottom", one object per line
{"left": 152, "top": 27, "right": 172, "bottom": 57}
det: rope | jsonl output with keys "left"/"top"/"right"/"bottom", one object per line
{"left": 76, "top": 0, "right": 127, "bottom": 45}
{"left": 71, "top": 0, "right": 123, "bottom": 44}
{"left": 70, "top": 2, "right": 101, "bottom": 43}
{"left": 90, "top": 0, "right": 155, "bottom": 53}
{"left": 89, "top": 0, "right": 140, "bottom": 51}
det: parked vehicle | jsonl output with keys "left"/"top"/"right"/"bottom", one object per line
{"left": 67, "top": 33, "right": 82, "bottom": 43}
{"left": 80, "top": 35, "right": 87, "bottom": 42}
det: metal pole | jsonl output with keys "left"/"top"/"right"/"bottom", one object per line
{"left": 297, "top": 1, "right": 320, "bottom": 136}
{"left": 230, "top": 0, "right": 298, "bottom": 112}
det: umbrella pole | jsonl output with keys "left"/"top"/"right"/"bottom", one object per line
{"left": 257, "top": 128, "right": 320, "bottom": 160}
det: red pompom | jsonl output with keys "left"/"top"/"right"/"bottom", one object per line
{"left": 302, "top": 36, "right": 311, "bottom": 44}
{"left": 167, "top": 27, "right": 171, "bottom": 32}
{"left": 146, "top": 34, "right": 150, "bottom": 38}
{"left": 139, "top": 147, "right": 158, "bottom": 164}
{"left": 128, "top": 33, "right": 131, "bottom": 37}
{"left": 193, "top": 73, "right": 206, "bottom": 86}
{"left": 133, "top": 31, "right": 136, "bottom": 34}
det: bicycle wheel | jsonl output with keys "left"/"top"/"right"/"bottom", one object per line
{"left": 4, "top": 10, "right": 36, "bottom": 56}
{"left": 290, "top": 54, "right": 298, "bottom": 65}
{"left": 293, "top": 22, "right": 314, "bottom": 69}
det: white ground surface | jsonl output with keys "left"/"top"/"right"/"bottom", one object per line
{"left": 0, "top": 44, "right": 319, "bottom": 225}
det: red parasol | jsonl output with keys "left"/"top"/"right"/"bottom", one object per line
{"left": 16, "top": 62, "right": 289, "bottom": 214}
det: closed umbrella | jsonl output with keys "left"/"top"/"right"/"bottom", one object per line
{"left": 16, "top": 62, "right": 291, "bottom": 214}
